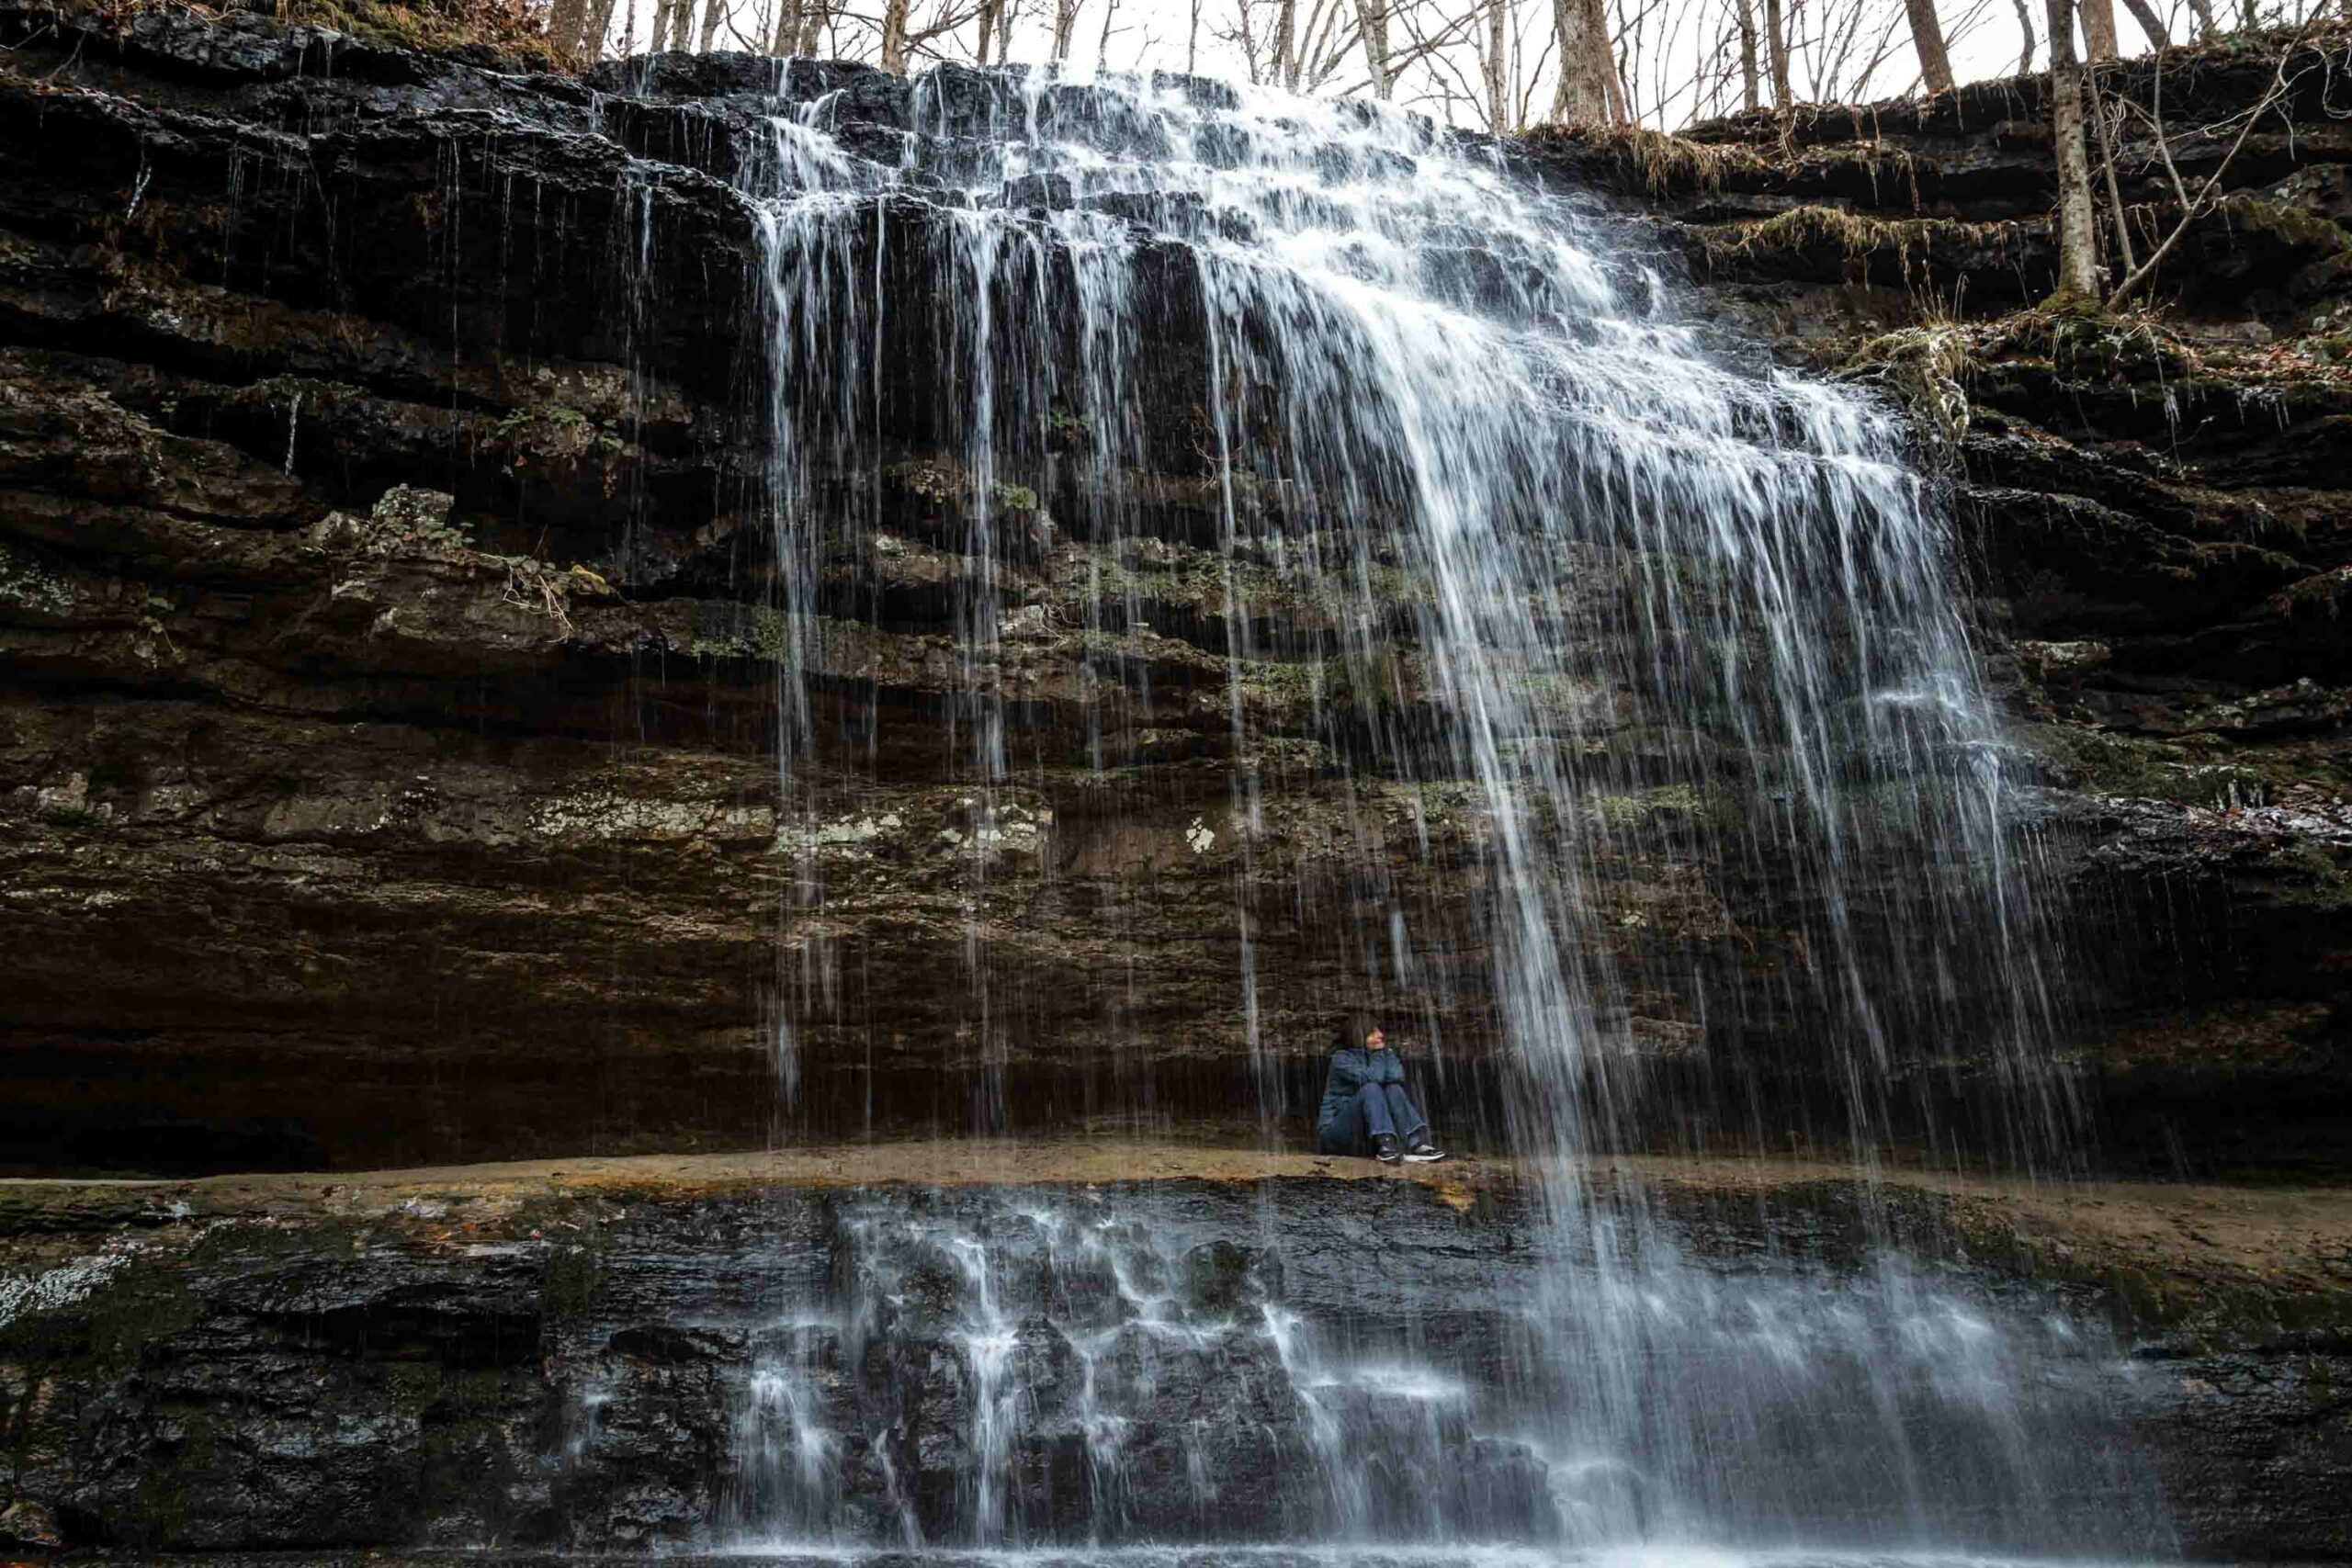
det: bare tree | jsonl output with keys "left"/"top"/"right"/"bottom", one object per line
{"left": 1271, "top": 0, "right": 1370, "bottom": 92}
{"left": 2109, "top": 30, "right": 2316, "bottom": 307}
{"left": 879, "top": 0, "right": 982, "bottom": 71}
{"left": 2117, "top": 0, "right": 2168, "bottom": 42}
{"left": 1551, "top": 0, "right": 1623, "bottom": 119}
{"left": 1051, "top": 0, "right": 1083, "bottom": 59}
{"left": 1765, "top": 0, "right": 1792, "bottom": 106}
{"left": 1737, "top": 0, "right": 1761, "bottom": 107}
{"left": 881, "top": 0, "right": 913, "bottom": 64}
{"left": 2043, "top": 0, "right": 2102, "bottom": 300}
{"left": 1357, "top": 0, "right": 1396, "bottom": 96}
{"left": 1905, "top": 0, "right": 1955, "bottom": 86}
{"left": 2080, "top": 0, "right": 2119, "bottom": 54}
{"left": 1485, "top": 0, "right": 1512, "bottom": 125}
{"left": 549, "top": 0, "right": 595, "bottom": 54}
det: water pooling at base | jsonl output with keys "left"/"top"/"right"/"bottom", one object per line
{"left": 602, "top": 53, "right": 2158, "bottom": 1559}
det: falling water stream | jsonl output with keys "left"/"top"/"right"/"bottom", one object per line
{"left": 582, "top": 55, "right": 2164, "bottom": 1563}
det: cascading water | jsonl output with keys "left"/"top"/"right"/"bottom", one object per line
{"left": 582, "top": 52, "right": 2163, "bottom": 1562}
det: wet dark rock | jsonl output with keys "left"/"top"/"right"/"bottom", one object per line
{"left": 0, "top": 1171, "right": 2340, "bottom": 1555}
{"left": 1513, "top": 31, "right": 2352, "bottom": 1179}
{"left": 0, "top": 4, "right": 2345, "bottom": 1177}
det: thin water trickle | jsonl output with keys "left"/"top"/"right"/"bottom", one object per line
{"left": 563, "top": 55, "right": 2174, "bottom": 1560}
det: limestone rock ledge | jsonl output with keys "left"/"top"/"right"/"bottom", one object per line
{"left": 1, "top": 1148, "right": 2349, "bottom": 1557}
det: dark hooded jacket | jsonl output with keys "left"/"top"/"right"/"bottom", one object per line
{"left": 1315, "top": 1042, "right": 1406, "bottom": 1137}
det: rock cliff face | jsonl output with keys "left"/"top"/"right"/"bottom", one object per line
{"left": 0, "top": 11, "right": 2343, "bottom": 1169}
{"left": 3, "top": 1155, "right": 2346, "bottom": 1559}
{"left": 1533, "top": 45, "right": 2352, "bottom": 1172}
{"left": 6, "top": 12, "right": 2352, "bottom": 1557}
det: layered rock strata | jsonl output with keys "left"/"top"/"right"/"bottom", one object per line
{"left": 0, "top": 5, "right": 2344, "bottom": 1174}
{"left": 3, "top": 1151, "right": 2349, "bottom": 1556}
{"left": 1536, "top": 36, "right": 2352, "bottom": 1174}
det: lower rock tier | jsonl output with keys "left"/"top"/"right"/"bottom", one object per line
{"left": 2, "top": 1152, "right": 2347, "bottom": 1559}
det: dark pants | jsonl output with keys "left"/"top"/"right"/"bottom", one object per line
{"left": 1317, "top": 1081, "right": 1427, "bottom": 1156}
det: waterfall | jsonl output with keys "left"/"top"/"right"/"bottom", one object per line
{"left": 566, "top": 54, "right": 2167, "bottom": 1558}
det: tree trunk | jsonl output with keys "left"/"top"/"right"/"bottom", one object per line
{"left": 1737, "top": 0, "right": 1760, "bottom": 109}
{"left": 1486, "top": 0, "right": 1510, "bottom": 130}
{"left": 767, "top": 0, "right": 797, "bottom": 52}
{"left": 1765, "top": 0, "right": 1792, "bottom": 108}
{"left": 1551, "top": 0, "right": 1619, "bottom": 122}
{"left": 975, "top": 0, "right": 1001, "bottom": 62}
{"left": 582, "top": 0, "right": 622, "bottom": 55}
{"left": 2117, "top": 0, "right": 2166, "bottom": 45}
{"left": 548, "top": 0, "right": 592, "bottom": 55}
{"left": 2183, "top": 0, "right": 2218, "bottom": 38}
{"left": 1355, "top": 0, "right": 1395, "bottom": 100}
{"left": 2044, "top": 0, "right": 2103, "bottom": 301}
{"left": 2011, "top": 0, "right": 2036, "bottom": 70}
{"left": 1052, "top": 0, "right": 1080, "bottom": 61}
{"left": 1599, "top": 0, "right": 1627, "bottom": 123}
{"left": 2080, "top": 0, "right": 2118, "bottom": 57}
{"left": 650, "top": 0, "right": 676, "bottom": 51}
{"left": 1187, "top": 0, "right": 1201, "bottom": 73}
{"left": 2092, "top": 74, "right": 2138, "bottom": 275}
{"left": 1274, "top": 0, "right": 1299, "bottom": 89}
{"left": 1906, "top": 0, "right": 1954, "bottom": 91}
{"left": 880, "top": 0, "right": 910, "bottom": 72}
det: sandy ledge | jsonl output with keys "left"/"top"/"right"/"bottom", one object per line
{"left": 6, "top": 1140, "right": 2351, "bottom": 1316}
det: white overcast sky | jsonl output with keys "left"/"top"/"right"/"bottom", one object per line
{"left": 626, "top": 0, "right": 2283, "bottom": 129}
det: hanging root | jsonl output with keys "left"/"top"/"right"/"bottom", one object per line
{"left": 503, "top": 558, "right": 582, "bottom": 640}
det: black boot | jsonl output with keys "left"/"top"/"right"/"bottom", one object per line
{"left": 1372, "top": 1133, "right": 1404, "bottom": 1165}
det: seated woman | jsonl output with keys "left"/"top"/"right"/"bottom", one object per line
{"left": 1314, "top": 1016, "right": 1446, "bottom": 1164}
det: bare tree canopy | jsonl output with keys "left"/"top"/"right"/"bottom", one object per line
{"left": 568, "top": 0, "right": 2342, "bottom": 136}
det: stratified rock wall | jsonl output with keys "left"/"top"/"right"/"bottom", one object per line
{"left": 1533, "top": 39, "right": 2352, "bottom": 1174}
{"left": 2, "top": 4, "right": 2346, "bottom": 1172}
{"left": 4, "top": 1162, "right": 2338, "bottom": 1558}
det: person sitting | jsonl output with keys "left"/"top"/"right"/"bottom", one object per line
{"left": 1314, "top": 1016, "right": 1446, "bottom": 1165}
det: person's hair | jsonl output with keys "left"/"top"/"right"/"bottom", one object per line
{"left": 1332, "top": 1013, "right": 1380, "bottom": 1053}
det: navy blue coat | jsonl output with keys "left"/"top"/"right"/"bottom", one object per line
{"left": 1315, "top": 1046, "right": 1405, "bottom": 1134}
